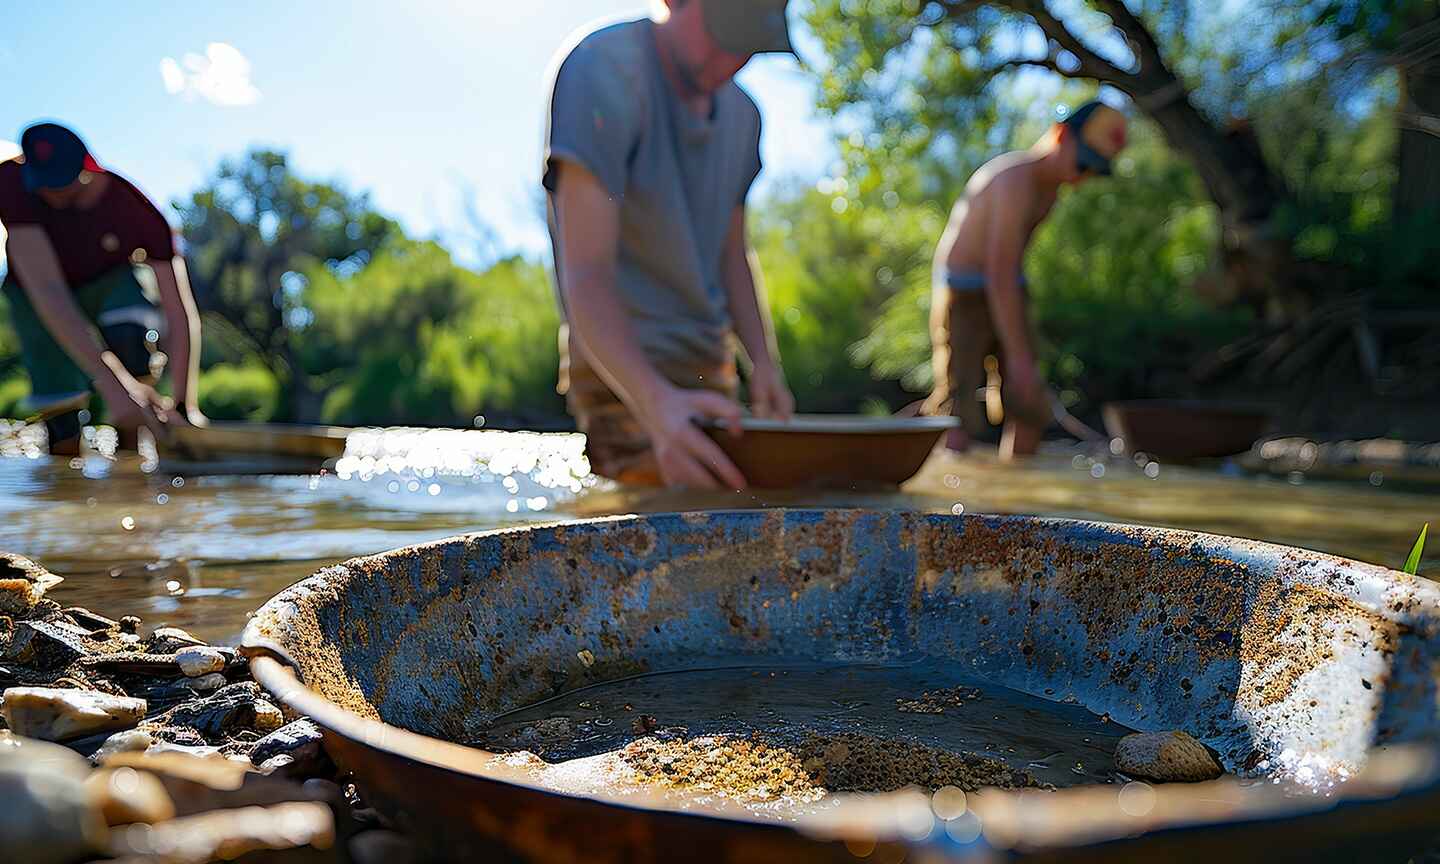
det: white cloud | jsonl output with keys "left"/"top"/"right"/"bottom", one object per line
{"left": 159, "top": 43, "right": 261, "bottom": 107}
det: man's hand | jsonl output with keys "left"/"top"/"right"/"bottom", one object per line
{"left": 1003, "top": 356, "right": 1054, "bottom": 429}
{"left": 641, "top": 385, "right": 748, "bottom": 490}
{"left": 95, "top": 375, "right": 173, "bottom": 442}
{"left": 749, "top": 362, "right": 795, "bottom": 421}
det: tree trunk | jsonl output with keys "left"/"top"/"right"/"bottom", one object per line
{"left": 1136, "top": 92, "right": 1305, "bottom": 320}
{"left": 1395, "top": 55, "right": 1440, "bottom": 226}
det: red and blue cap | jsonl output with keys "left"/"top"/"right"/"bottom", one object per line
{"left": 19, "top": 123, "right": 104, "bottom": 192}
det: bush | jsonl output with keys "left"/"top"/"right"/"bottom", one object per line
{"left": 199, "top": 363, "right": 281, "bottom": 422}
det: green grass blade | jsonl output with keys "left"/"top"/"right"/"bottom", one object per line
{"left": 1403, "top": 524, "right": 1428, "bottom": 575}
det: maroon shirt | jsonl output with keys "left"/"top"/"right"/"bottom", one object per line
{"left": 0, "top": 158, "right": 175, "bottom": 289}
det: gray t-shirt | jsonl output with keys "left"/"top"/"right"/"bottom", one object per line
{"left": 543, "top": 18, "right": 763, "bottom": 375}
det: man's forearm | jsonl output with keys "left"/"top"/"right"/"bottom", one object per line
{"left": 152, "top": 259, "right": 202, "bottom": 413}
{"left": 564, "top": 265, "right": 671, "bottom": 421}
{"left": 724, "top": 249, "right": 780, "bottom": 372}
{"left": 16, "top": 275, "right": 111, "bottom": 382}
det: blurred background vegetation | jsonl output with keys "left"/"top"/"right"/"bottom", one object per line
{"left": 2, "top": 0, "right": 1436, "bottom": 435}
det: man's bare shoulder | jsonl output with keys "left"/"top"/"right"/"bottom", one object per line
{"left": 966, "top": 151, "right": 1037, "bottom": 201}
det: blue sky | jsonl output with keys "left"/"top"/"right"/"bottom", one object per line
{"left": 1, "top": 1, "right": 835, "bottom": 262}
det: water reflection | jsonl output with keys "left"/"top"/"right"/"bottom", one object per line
{"left": 0, "top": 427, "right": 1433, "bottom": 645}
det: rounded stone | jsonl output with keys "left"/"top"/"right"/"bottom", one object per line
{"left": 175, "top": 647, "right": 226, "bottom": 677}
{"left": 1115, "top": 731, "right": 1224, "bottom": 783}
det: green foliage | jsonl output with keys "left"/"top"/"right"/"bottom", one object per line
{"left": 753, "top": 182, "right": 944, "bottom": 411}
{"left": 1024, "top": 129, "right": 1252, "bottom": 407}
{"left": 177, "top": 152, "right": 562, "bottom": 428}
{"left": 297, "top": 241, "right": 562, "bottom": 426}
{"left": 198, "top": 363, "right": 281, "bottom": 422}
{"left": 1404, "top": 524, "right": 1429, "bottom": 575}
{"left": 175, "top": 150, "right": 402, "bottom": 415}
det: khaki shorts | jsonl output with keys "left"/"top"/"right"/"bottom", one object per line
{"left": 558, "top": 329, "right": 738, "bottom": 486}
{"left": 922, "top": 287, "right": 1002, "bottom": 435}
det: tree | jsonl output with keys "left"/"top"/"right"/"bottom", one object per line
{"left": 805, "top": 0, "right": 1311, "bottom": 316}
{"left": 174, "top": 151, "right": 399, "bottom": 420}
{"left": 1304, "top": 0, "right": 1440, "bottom": 224}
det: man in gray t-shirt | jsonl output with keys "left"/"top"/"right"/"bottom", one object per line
{"left": 544, "top": 0, "right": 795, "bottom": 489}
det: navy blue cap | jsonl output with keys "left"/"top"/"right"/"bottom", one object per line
{"left": 19, "top": 123, "right": 103, "bottom": 192}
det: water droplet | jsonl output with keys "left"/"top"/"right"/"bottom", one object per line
{"left": 506, "top": 499, "right": 520, "bottom": 513}
{"left": 1109, "top": 438, "right": 1125, "bottom": 456}
{"left": 171, "top": 477, "right": 185, "bottom": 488}
{"left": 121, "top": 516, "right": 136, "bottom": 531}
{"left": 1144, "top": 462, "right": 1160, "bottom": 479}
{"left": 427, "top": 483, "right": 441, "bottom": 496}
{"left": 1368, "top": 471, "right": 1383, "bottom": 487}
{"left": 155, "top": 493, "right": 170, "bottom": 505}
{"left": 1090, "top": 463, "right": 1106, "bottom": 479}
{"left": 951, "top": 503, "right": 965, "bottom": 516}
{"left": 165, "top": 579, "right": 185, "bottom": 596}
{"left": 387, "top": 481, "right": 400, "bottom": 493}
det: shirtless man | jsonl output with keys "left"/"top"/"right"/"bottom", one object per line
{"left": 923, "top": 101, "right": 1128, "bottom": 460}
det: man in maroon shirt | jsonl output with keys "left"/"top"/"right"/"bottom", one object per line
{"left": 1, "top": 123, "right": 204, "bottom": 453}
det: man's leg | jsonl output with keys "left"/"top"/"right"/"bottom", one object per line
{"left": 2, "top": 276, "right": 94, "bottom": 455}
{"left": 94, "top": 267, "right": 164, "bottom": 451}
{"left": 923, "top": 286, "right": 993, "bottom": 452}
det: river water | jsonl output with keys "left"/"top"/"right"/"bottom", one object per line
{"left": 1, "top": 424, "right": 1434, "bottom": 644}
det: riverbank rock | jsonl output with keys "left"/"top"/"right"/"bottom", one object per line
{"left": 93, "top": 729, "right": 155, "bottom": 764}
{"left": 148, "top": 681, "right": 284, "bottom": 742}
{"left": 1115, "top": 731, "right": 1224, "bottom": 783}
{"left": 85, "top": 765, "right": 177, "bottom": 825}
{"left": 250, "top": 718, "right": 326, "bottom": 774}
{"left": 148, "top": 626, "right": 207, "bottom": 653}
{"left": 0, "top": 553, "right": 63, "bottom": 619}
{"left": 175, "top": 646, "right": 226, "bottom": 677}
{"left": 0, "top": 732, "right": 109, "bottom": 864}
{"left": 105, "top": 801, "right": 334, "bottom": 863}
{"left": 2, "top": 686, "right": 147, "bottom": 742}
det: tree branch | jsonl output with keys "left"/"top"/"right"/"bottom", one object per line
{"left": 1088, "top": 0, "right": 1165, "bottom": 77}
{"left": 1004, "top": 0, "right": 1139, "bottom": 87}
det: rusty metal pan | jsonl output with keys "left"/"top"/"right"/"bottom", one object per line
{"left": 701, "top": 415, "right": 958, "bottom": 488}
{"left": 243, "top": 510, "right": 1440, "bottom": 862}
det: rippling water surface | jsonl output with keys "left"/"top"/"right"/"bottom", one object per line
{"left": 1, "top": 424, "right": 1434, "bottom": 643}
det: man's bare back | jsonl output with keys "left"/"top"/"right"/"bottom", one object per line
{"left": 937, "top": 151, "right": 1057, "bottom": 277}
{"left": 923, "top": 102, "right": 1129, "bottom": 460}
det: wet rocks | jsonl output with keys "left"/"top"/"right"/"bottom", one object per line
{"left": 1115, "top": 731, "right": 1225, "bottom": 783}
{"left": 92, "top": 729, "right": 155, "bottom": 764}
{"left": 148, "top": 625, "right": 206, "bottom": 653}
{"left": 105, "top": 800, "right": 334, "bottom": 863}
{"left": 186, "top": 672, "right": 228, "bottom": 692}
{"left": 0, "top": 732, "right": 110, "bottom": 864}
{"left": 2, "top": 686, "right": 147, "bottom": 742}
{"left": 150, "top": 681, "right": 285, "bottom": 741}
{"left": 85, "top": 765, "right": 176, "bottom": 825}
{"left": 0, "top": 552, "right": 64, "bottom": 619}
{"left": 174, "top": 646, "right": 226, "bottom": 677}
{"left": 250, "top": 718, "right": 326, "bottom": 773}
{"left": 4, "top": 619, "right": 102, "bottom": 668}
